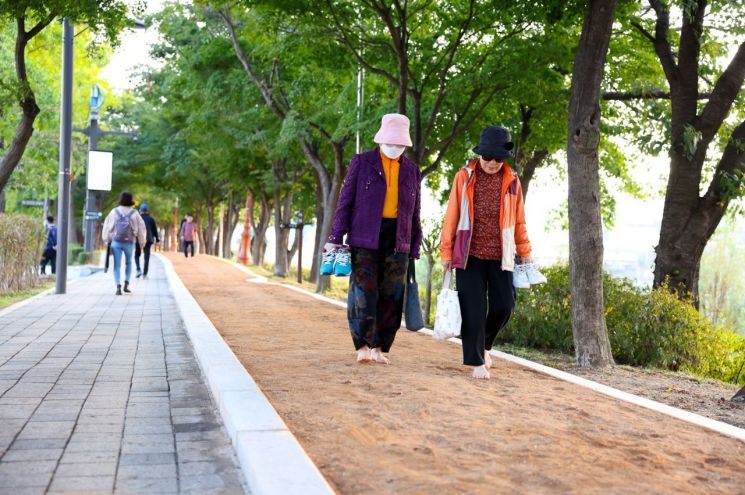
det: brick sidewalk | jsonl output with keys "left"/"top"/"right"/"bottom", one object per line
{"left": 0, "top": 258, "right": 246, "bottom": 494}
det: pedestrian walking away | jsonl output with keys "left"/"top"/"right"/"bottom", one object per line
{"left": 101, "top": 191, "right": 147, "bottom": 295}
{"left": 180, "top": 213, "right": 196, "bottom": 258}
{"left": 134, "top": 202, "right": 160, "bottom": 278}
{"left": 40, "top": 215, "right": 58, "bottom": 275}
{"left": 327, "top": 113, "right": 423, "bottom": 365}
{"left": 441, "top": 125, "right": 540, "bottom": 380}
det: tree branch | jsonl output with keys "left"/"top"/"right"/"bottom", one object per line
{"left": 324, "top": 0, "right": 399, "bottom": 86}
{"left": 696, "top": 41, "right": 745, "bottom": 146}
{"left": 702, "top": 119, "right": 745, "bottom": 212}
{"left": 420, "top": 0, "right": 475, "bottom": 149}
{"left": 25, "top": 12, "right": 56, "bottom": 40}
{"left": 602, "top": 90, "right": 711, "bottom": 100}
{"left": 218, "top": 9, "right": 287, "bottom": 120}
{"left": 649, "top": 0, "right": 679, "bottom": 87}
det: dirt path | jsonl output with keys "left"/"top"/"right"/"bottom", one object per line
{"left": 166, "top": 253, "right": 744, "bottom": 494}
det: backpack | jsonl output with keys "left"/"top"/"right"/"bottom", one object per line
{"left": 113, "top": 209, "right": 136, "bottom": 242}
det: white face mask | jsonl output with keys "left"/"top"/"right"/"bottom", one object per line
{"left": 380, "top": 144, "right": 406, "bottom": 159}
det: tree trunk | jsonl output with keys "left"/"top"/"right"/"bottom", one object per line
{"left": 250, "top": 192, "right": 271, "bottom": 266}
{"left": 518, "top": 150, "right": 549, "bottom": 200}
{"left": 309, "top": 175, "right": 324, "bottom": 283}
{"left": 733, "top": 385, "right": 745, "bottom": 402}
{"left": 566, "top": 0, "right": 617, "bottom": 368}
{"left": 273, "top": 189, "right": 292, "bottom": 277}
{"left": 424, "top": 253, "right": 434, "bottom": 327}
{"left": 0, "top": 19, "right": 47, "bottom": 195}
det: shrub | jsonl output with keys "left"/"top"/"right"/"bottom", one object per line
{"left": 500, "top": 264, "right": 745, "bottom": 384}
{"left": 0, "top": 214, "right": 45, "bottom": 294}
{"left": 68, "top": 244, "right": 84, "bottom": 265}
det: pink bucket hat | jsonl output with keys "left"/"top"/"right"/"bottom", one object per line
{"left": 373, "top": 113, "right": 413, "bottom": 147}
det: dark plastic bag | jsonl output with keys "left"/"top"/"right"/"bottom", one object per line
{"left": 404, "top": 260, "right": 425, "bottom": 331}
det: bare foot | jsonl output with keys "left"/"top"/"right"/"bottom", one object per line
{"left": 370, "top": 347, "right": 390, "bottom": 365}
{"left": 472, "top": 365, "right": 490, "bottom": 380}
{"left": 484, "top": 352, "right": 493, "bottom": 369}
{"left": 356, "top": 346, "right": 371, "bottom": 364}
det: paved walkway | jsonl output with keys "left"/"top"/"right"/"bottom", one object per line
{"left": 0, "top": 258, "right": 246, "bottom": 494}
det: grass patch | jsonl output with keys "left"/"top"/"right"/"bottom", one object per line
{"left": 0, "top": 282, "right": 54, "bottom": 310}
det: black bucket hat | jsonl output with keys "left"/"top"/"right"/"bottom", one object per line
{"left": 472, "top": 125, "right": 514, "bottom": 160}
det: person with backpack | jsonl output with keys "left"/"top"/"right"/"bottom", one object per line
{"left": 134, "top": 203, "right": 159, "bottom": 279}
{"left": 40, "top": 216, "right": 58, "bottom": 275}
{"left": 101, "top": 191, "right": 147, "bottom": 295}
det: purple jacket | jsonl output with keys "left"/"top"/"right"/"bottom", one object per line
{"left": 328, "top": 148, "right": 423, "bottom": 258}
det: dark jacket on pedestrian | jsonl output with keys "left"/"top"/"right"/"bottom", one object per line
{"left": 328, "top": 148, "right": 423, "bottom": 258}
{"left": 45, "top": 225, "right": 58, "bottom": 252}
{"left": 141, "top": 213, "right": 159, "bottom": 244}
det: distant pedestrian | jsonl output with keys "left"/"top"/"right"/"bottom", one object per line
{"left": 180, "top": 214, "right": 196, "bottom": 258}
{"left": 40, "top": 216, "right": 57, "bottom": 275}
{"left": 102, "top": 191, "right": 147, "bottom": 295}
{"left": 135, "top": 203, "right": 159, "bottom": 279}
{"left": 179, "top": 215, "right": 187, "bottom": 252}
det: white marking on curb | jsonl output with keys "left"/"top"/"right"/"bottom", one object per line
{"left": 218, "top": 257, "right": 745, "bottom": 444}
{"left": 157, "top": 255, "right": 335, "bottom": 495}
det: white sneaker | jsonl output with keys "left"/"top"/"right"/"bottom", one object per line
{"left": 524, "top": 263, "right": 547, "bottom": 284}
{"left": 512, "top": 264, "right": 530, "bottom": 289}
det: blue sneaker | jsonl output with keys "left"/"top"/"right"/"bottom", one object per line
{"left": 334, "top": 246, "right": 352, "bottom": 277}
{"left": 320, "top": 247, "right": 336, "bottom": 276}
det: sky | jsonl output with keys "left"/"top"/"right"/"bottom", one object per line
{"left": 97, "top": 1, "right": 742, "bottom": 288}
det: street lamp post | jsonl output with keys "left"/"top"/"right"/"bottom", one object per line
{"left": 55, "top": 18, "right": 73, "bottom": 295}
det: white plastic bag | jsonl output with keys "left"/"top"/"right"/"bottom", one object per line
{"left": 433, "top": 271, "right": 462, "bottom": 340}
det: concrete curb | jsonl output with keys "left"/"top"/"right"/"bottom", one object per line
{"left": 219, "top": 258, "right": 745, "bottom": 444}
{"left": 157, "top": 254, "right": 335, "bottom": 495}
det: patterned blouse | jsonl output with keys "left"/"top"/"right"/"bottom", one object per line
{"left": 470, "top": 164, "right": 503, "bottom": 260}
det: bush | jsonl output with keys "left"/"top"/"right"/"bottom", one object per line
{"left": 0, "top": 214, "right": 45, "bottom": 294}
{"left": 500, "top": 265, "right": 745, "bottom": 384}
{"left": 68, "top": 244, "right": 84, "bottom": 265}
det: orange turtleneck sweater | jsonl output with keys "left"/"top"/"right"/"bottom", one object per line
{"left": 380, "top": 150, "right": 400, "bottom": 218}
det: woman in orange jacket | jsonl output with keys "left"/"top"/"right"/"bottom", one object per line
{"left": 440, "top": 126, "right": 537, "bottom": 379}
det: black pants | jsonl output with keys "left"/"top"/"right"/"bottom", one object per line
{"left": 40, "top": 248, "right": 56, "bottom": 274}
{"left": 183, "top": 241, "right": 194, "bottom": 257}
{"left": 135, "top": 241, "right": 153, "bottom": 275}
{"left": 347, "top": 219, "right": 409, "bottom": 352}
{"left": 456, "top": 256, "right": 515, "bottom": 366}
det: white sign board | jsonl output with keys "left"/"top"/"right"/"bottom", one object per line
{"left": 87, "top": 150, "right": 112, "bottom": 191}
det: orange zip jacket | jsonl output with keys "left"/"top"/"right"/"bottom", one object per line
{"left": 440, "top": 160, "right": 531, "bottom": 271}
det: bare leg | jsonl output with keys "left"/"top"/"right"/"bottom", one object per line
{"left": 472, "top": 365, "right": 490, "bottom": 380}
{"left": 356, "top": 345, "right": 371, "bottom": 363}
{"left": 484, "top": 351, "right": 493, "bottom": 369}
{"left": 370, "top": 347, "right": 390, "bottom": 365}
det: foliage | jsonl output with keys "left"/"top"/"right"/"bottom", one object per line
{"left": 0, "top": 22, "right": 113, "bottom": 208}
{"left": 499, "top": 265, "right": 745, "bottom": 384}
{"left": 699, "top": 218, "right": 745, "bottom": 335}
{"left": 0, "top": 213, "right": 44, "bottom": 293}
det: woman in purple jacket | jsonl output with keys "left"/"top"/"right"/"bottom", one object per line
{"left": 326, "top": 114, "right": 423, "bottom": 364}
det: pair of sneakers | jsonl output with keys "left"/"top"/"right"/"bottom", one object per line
{"left": 513, "top": 263, "right": 547, "bottom": 289}
{"left": 321, "top": 245, "right": 352, "bottom": 277}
